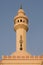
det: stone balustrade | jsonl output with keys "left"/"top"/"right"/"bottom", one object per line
{"left": 2, "top": 55, "right": 43, "bottom": 60}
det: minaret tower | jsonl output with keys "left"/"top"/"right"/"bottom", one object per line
{"left": 14, "top": 6, "right": 29, "bottom": 52}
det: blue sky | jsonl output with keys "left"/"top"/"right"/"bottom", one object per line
{"left": 0, "top": 0, "right": 43, "bottom": 59}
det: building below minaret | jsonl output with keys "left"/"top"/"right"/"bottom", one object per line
{"left": 0, "top": 6, "right": 43, "bottom": 65}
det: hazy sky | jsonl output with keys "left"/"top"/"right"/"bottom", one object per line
{"left": 0, "top": 0, "right": 43, "bottom": 59}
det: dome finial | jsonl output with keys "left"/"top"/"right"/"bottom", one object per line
{"left": 20, "top": 4, "right": 22, "bottom": 9}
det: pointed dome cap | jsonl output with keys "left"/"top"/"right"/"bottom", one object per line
{"left": 18, "top": 5, "right": 25, "bottom": 15}
{"left": 14, "top": 5, "right": 28, "bottom": 21}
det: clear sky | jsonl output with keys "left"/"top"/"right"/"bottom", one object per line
{"left": 0, "top": 0, "right": 43, "bottom": 59}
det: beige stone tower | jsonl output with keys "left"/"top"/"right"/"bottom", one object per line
{"left": 0, "top": 6, "right": 43, "bottom": 65}
{"left": 14, "top": 6, "right": 28, "bottom": 52}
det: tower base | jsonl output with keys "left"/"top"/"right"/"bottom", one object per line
{"left": 0, "top": 51, "right": 43, "bottom": 65}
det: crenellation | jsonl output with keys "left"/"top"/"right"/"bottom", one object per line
{"left": 0, "top": 60, "right": 1, "bottom": 63}
{"left": 39, "top": 56, "right": 43, "bottom": 60}
{"left": 2, "top": 55, "right": 43, "bottom": 60}
{"left": 34, "top": 56, "right": 39, "bottom": 59}
{"left": 39, "top": 56, "right": 43, "bottom": 58}
{"left": 2, "top": 56, "right": 7, "bottom": 59}
{"left": 30, "top": 56, "right": 34, "bottom": 58}
{"left": 0, "top": 60, "right": 2, "bottom": 65}
{"left": 26, "top": 56, "right": 29, "bottom": 58}
{"left": 34, "top": 56, "right": 43, "bottom": 60}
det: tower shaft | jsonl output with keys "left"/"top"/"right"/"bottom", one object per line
{"left": 16, "top": 28, "right": 26, "bottom": 51}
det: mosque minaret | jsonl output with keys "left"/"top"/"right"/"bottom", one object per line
{"left": 14, "top": 6, "right": 28, "bottom": 52}
{"left": 0, "top": 6, "right": 43, "bottom": 65}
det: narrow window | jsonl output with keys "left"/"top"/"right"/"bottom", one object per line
{"left": 18, "top": 20, "right": 19, "bottom": 22}
{"left": 19, "top": 35, "right": 23, "bottom": 50}
{"left": 20, "top": 19, "right": 22, "bottom": 22}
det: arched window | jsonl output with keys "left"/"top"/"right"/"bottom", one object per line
{"left": 20, "top": 19, "right": 22, "bottom": 22}
{"left": 18, "top": 20, "right": 19, "bottom": 22}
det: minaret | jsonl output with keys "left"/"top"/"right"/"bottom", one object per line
{"left": 14, "top": 6, "right": 29, "bottom": 52}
